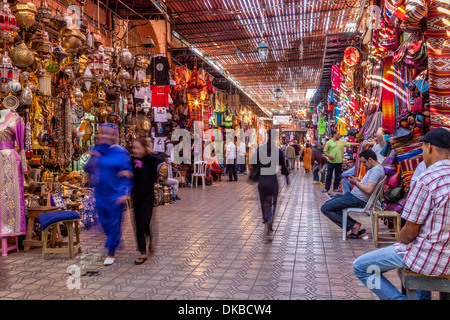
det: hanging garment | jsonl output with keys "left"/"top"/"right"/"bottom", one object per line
{"left": 151, "top": 85, "right": 170, "bottom": 107}
{"left": 0, "top": 111, "right": 27, "bottom": 237}
{"left": 426, "top": 0, "right": 450, "bottom": 129}
{"left": 147, "top": 55, "right": 171, "bottom": 86}
{"left": 382, "top": 56, "right": 396, "bottom": 134}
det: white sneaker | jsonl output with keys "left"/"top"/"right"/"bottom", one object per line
{"left": 104, "top": 257, "right": 115, "bottom": 266}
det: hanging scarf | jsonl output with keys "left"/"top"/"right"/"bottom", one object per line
{"left": 382, "top": 56, "right": 396, "bottom": 133}
{"left": 426, "top": 0, "right": 450, "bottom": 129}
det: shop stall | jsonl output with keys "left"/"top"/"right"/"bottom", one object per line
{"left": 310, "top": 0, "right": 450, "bottom": 220}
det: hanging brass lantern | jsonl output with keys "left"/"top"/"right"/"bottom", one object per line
{"left": 50, "top": 8, "right": 66, "bottom": 31}
{"left": 9, "top": 41, "right": 34, "bottom": 68}
{"left": 72, "top": 85, "right": 83, "bottom": 103}
{"left": 36, "top": 0, "right": 52, "bottom": 25}
{"left": 11, "top": 1, "right": 37, "bottom": 29}
{"left": 31, "top": 31, "right": 53, "bottom": 58}
{"left": 60, "top": 27, "right": 85, "bottom": 53}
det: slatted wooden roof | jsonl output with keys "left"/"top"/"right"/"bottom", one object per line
{"left": 164, "top": 0, "right": 364, "bottom": 115}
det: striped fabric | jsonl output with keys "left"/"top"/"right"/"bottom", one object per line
{"left": 426, "top": 0, "right": 450, "bottom": 129}
{"left": 382, "top": 56, "right": 396, "bottom": 133}
{"left": 405, "top": 0, "right": 428, "bottom": 25}
{"left": 394, "top": 62, "right": 413, "bottom": 120}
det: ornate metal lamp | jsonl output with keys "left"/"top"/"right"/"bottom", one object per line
{"left": 36, "top": 0, "right": 52, "bottom": 25}
{"left": 0, "top": 0, "right": 19, "bottom": 42}
{"left": 257, "top": 39, "right": 269, "bottom": 61}
{"left": 11, "top": 1, "right": 37, "bottom": 29}
{"left": 0, "top": 51, "right": 19, "bottom": 93}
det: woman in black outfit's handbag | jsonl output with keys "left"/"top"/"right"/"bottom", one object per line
{"left": 249, "top": 130, "right": 290, "bottom": 234}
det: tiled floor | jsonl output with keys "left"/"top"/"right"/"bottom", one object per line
{"left": 0, "top": 170, "right": 403, "bottom": 300}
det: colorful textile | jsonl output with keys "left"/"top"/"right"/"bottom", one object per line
{"left": 0, "top": 112, "right": 27, "bottom": 236}
{"left": 394, "top": 63, "right": 412, "bottom": 119}
{"left": 382, "top": 56, "right": 396, "bottom": 133}
{"left": 426, "top": 0, "right": 450, "bottom": 129}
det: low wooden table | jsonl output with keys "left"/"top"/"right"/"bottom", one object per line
{"left": 23, "top": 206, "right": 59, "bottom": 252}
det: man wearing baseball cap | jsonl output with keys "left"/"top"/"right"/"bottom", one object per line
{"left": 353, "top": 127, "right": 450, "bottom": 300}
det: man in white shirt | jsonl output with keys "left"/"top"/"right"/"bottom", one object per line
{"left": 237, "top": 140, "right": 247, "bottom": 175}
{"left": 226, "top": 138, "right": 238, "bottom": 181}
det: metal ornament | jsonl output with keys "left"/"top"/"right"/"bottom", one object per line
{"left": 3, "top": 95, "right": 20, "bottom": 110}
{"left": 11, "top": 1, "right": 37, "bottom": 29}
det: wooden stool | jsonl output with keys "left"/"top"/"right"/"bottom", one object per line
{"left": 397, "top": 268, "right": 450, "bottom": 300}
{"left": 23, "top": 206, "right": 59, "bottom": 252}
{"left": 38, "top": 211, "right": 81, "bottom": 260}
{"left": 372, "top": 210, "right": 401, "bottom": 248}
{"left": 1, "top": 234, "right": 24, "bottom": 257}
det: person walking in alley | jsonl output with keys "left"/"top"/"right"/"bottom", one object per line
{"left": 226, "top": 136, "right": 238, "bottom": 181}
{"left": 131, "top": 138, "right": 165, "bottom": 265}
{"left": 353, "top": 128, "right": 450, "bottom": 300}
{"left": 285, "top": 142, "right": 296, "bottom": 171}
{"left": 84, "top": 123, "right": 133, "bottom": 266}
{"left": 322, "top": 131, "right": 360, "bottom": 194}
{"left": 302, "top": 143, "right": 312, "bottom": 173}
{"left": 250, "top": 129, "right": 290, "bottom": 234}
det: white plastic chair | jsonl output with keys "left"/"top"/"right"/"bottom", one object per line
{"left": 191, "top": 161, "right": 207, "bottom": 189}
{"left": 342, "top": 178, "right": 386, "bottom": 241}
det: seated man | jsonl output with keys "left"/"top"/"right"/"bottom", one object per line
{"left": 320, "top": 149, "right": 385, "bottom": 239}
{"left": 341, "top": 158, "right": 356, "bottom": 194}
{"left": 158, "top": 154, "right": 181, "bottom": 201}
{"left": 353, "top": 127, "right": 450, "bottom": 300}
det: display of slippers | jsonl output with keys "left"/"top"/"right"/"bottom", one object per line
{"left": 348, "top": 229, "right": 366, "bottom": 239}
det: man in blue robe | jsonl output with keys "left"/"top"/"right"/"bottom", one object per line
{"left": 84, "top": 123, "right": 133, "bottom": 265}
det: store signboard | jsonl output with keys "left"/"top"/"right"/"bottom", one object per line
{"left": 273, "top": 115, "right": 291, "bottom": 125}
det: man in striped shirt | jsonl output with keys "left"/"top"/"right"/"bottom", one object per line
{"left": 353, "top": 127, "right": 450, "bottom": 300}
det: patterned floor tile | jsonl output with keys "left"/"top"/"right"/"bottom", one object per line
{"left": 0, "top": 171, "right": 403, "bottom": 300}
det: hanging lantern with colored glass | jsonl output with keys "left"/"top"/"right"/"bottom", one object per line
{"left": 0, "top": 0, "right": 19, "bottom": 42}
{"left": 0, "top": 51, "right": 19, "bottom": 93}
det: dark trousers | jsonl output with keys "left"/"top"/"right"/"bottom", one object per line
{"left": 325, "top": 162, "right": 343, "bottom": 191}
{"left": 258, "top": 176, "right": 279, "bottom": 223}
{"left": 227, "top": 161, "right": 238, "bottom": 181}
{"left": 133, "top": 196, "right": 154, "bottom": 254}
{"left": 237, "top": 155, "right": 246, "bottom": 173}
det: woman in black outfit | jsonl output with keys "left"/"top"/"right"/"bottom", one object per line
{"left": 251, "top": 130, "right": 290, "bottom": 234}
{"left": 131, "top": 138, "right": 164, "bottom": 265}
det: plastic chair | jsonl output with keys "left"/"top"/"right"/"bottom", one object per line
{"left": 342, "top": 178, "right": 386, "bottom": 241}
{"left": 191, "top": 161, "right": 207, "bottom": 189}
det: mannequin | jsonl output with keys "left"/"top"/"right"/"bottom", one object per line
{"left": 0, "top": 100, "right": 27, "bottom": 239}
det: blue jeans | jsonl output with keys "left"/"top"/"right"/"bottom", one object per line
{"left": 313, "top": 164, "right": 326, "bottom": 183}
{"left": 342, "top": 179, "right": 352, "bottom": 194}
{"left": 353, "top": 245, "right": 431, "bottom": 300}
{"left": 321, "top": 192, "right": 366, "bottom": 232}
